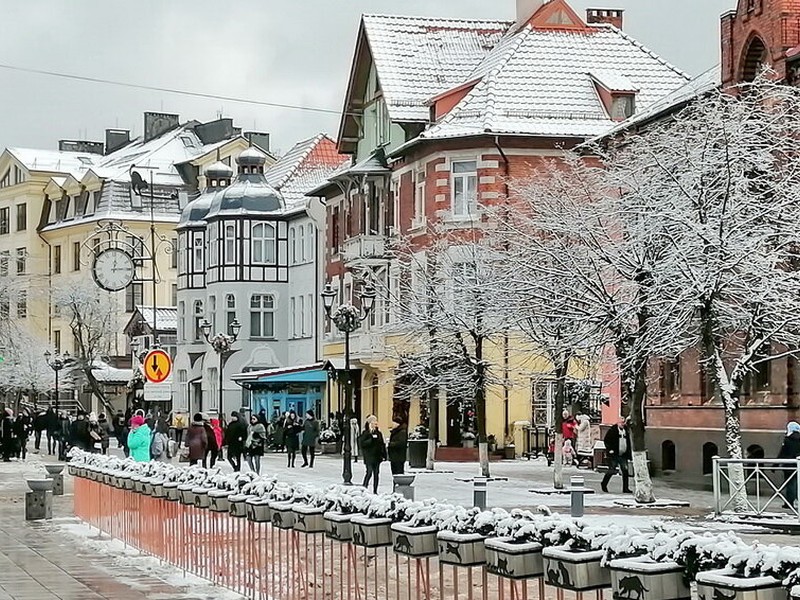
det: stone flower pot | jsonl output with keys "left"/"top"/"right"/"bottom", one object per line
{"left": 208, "top": 489, "right": 231, "bottom": 513}
{"left": 351, "top": 515, "right": 392, "bottom": 548}
{"left": 229, "top": 494, "right": 252, "bottom": 518}
{"left": 696, "top": 570, "right": 785, "bottom": 600}
{"left": 246, "top": 498, "right": 272, "bottom": 523}
{"left": 320, "top": 442, "right": 338, "bottom": 454}
{"left": 178, "top": 484, "right": 196, "bottom": 505}
{"left": 293, "top": 504, "right": 326, "bottom": 533}
{"left": 67, "top": 465, "right": 78, "bottom": 476}
{"left": 485, "top": 538, "right": 544, "bottom": 580}
{"left": 164, "top": 482, "right": 180, "bottom": 501}
{"left": 437, "top": 531, "right": 486, "bottom": 567}
{"left": 324, "top": 511, "right": 353, "bottom": 542}
{"left": 408, "top": 440, "right": 428, "bottom": 469}
{"left": 123, "top": 476, "right": 136, "bottom": 491}
{"left": 151, "top": 481, "right": 166, "bottom": 498}
{"left": 270, "top": 500, "right": 297, "bottom": 530}
{"left": 45, "top": 464, "right": 65, "bottom": 476}
{"left": 391, "top": 522, "right": 438, "bottom": 558}
{"left": 609, "top": 557, "right": 689, "bottom": 600}
{"left": 27, "top": 479, "right": 54, "bottom": 492}
{"left": 542, "top": 546, "right": 611, "bottom": 592}
{"left": 141, "top": 478, "right": 154, "bottom": 496}
{"left": 193, "top": 488, "right": 212, "bottom": 509}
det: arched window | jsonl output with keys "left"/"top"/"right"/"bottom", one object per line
{"left": 661, "top": 440, "right": 676, "bottom": 472}
{"left": 702, "top": 442, "right": 718, "bottom": 475}
{"left": 289, "top": 227, "right": 296, "bottom": 264}
{"left": 306, "top": 223, "right": 314, "bottom": 260}
{"left": 252, "top": 223, "right": 276, "bottom": 264}
{"left": 224, "top": 223, "right": 236, "bottom": 264}
{"left": 226, "top": 294, "right": 236, "bottom": 334}
{"left": 250, "top": 294, "right": 274, "bottom": 339}
{"left": 742, "top": 36, "right": 768, "bottom": 82}
{"left": 193, "top": 299, "right": 204, "bottom": 342}
{"left": 298, "top": 225, "right": 306, "bottom": 262}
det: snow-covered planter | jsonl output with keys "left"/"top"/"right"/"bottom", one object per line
{"left": 229, "top": 494, "right": 252, "bottom": 518}
{"left": 649, "top": 531, "right": 752, "bottom": 586}
{"left": 67, "top": 464, "right": 78, "bottom": 476}
{"left": 141, "top": 477, "right": 155, "bottom": 496}
{"left": 485, "top": 538, "right": 544, "bottom": 580}
{"left": 164, "top": 481, "right": 180, "bottom": 501}
{"left": 351, "top": 515, "right": 392, "bottom": 548}
{"left": 695, "top": 570, "right": 784, "bottom": 600}
{"left": 152, "top": 481, "right": 166, "bottom": 498}
{"left": 391, "top": 523, "right": 439, "bottom": 558}
{"left": 178, "top": 484, "right": 196, "bottom": 505}
{"left": 542, "top": 546, "right": 611, "bottom": 591}
{"left": 609, "top": 558, "right": 690, "bottom": 600}
{"left": 293, "top": 504, "right": 326, "bottom": 534}
{"left": 246, "top": 498, "right": 271, "bottom": 523}
{"left": 208, "top": 489, "right": 231, "bottom": 513}
{"left": 132, "top": 475, "right": 146, "bottom": 493}
{"left": 270, "top": 500, "right": 297, "bottom": 530}
{"left": 438, "top": 531, "right": 487, "bottom": 567}
{"left": 324, "top": 512, "right": 353, "bottom": 542}
{"left": 193, "top": 487, "right": 212, "bottom": 509}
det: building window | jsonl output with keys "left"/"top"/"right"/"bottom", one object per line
{"left": 0, "top": 207, "right": 8, "bottom": 234}
{"left": 332, "top": 207, "right": 340, "bottom": 253}
{"left": 226, "top": 294, "right": 236, "bottom": 333}
{"left": 307, "top": 293, "right": 313, "bottom": 338}
{"left": 15, "top": 248, "right": 25, "bottom": 275}
{"left": 171, "top": 284, "right": 178, "bottom": 306}
{"left": 299, "top": 295, "right": 306, "bottom": 337}
{"left": 53, "top": 245, "right": 62, "bottom": 274}
{"left": 73, "top": 242, "right": 81, "bottom": 271}
{"left": 193, "top": 236, "right": 204, "bottom": 272}
{"left": 368, "top": 182, "right": 381, "bottom": 234}
{"left": 224, "top": 224, "right": 236, "bottom": 264}
{"left": 665, "top": 359, "right": 681, "bottom": 395}
{"left": 290, "top": 296, "right": 296, "bottom": 338}
{"left": 250, "top": 294, "right": 274, "bottom": 339}
{"left": 178, "top": 301, "right": 186, "bottom": 341}
{"left": 53, "top": 330, "right": 61, "bottom": 353}
{"left": 16, "top": 290, "right": 26, "bottom": 319}
{"left": 0, "top": 293, "right": 9, "bottom": 319}
{"left": 306, "top": 223, "right": 314, "bottom": 260}
{"left": 86, "top": 191, "right": 99, "bottom": 216}
{"left": 0, "top": 252, "right": 7, "bottom": 277}
{"left": 451, "top": 160, "right": 478, "bottom": 217}
{"left": 414, "top": 170, "right": 426, "bottom": 225}
{"left": 209, "top": 296, "right": 216, "bottom": 334}
{"left": 16, "top": 204, "right": 26, "bottom": 231}
{"left": 298, "top": 226, "right": 306, "bottom": 262}
{"left": 171, "top": 238, "right": 178, "bottom": 269}
{"left": 125, "top": 282, "right": 143, "bottom": 313}
{"left": 252, "top": 223, "right": 276, "bottom": 264}
{"left": 289, "top": 227, "right": 296, "bottom": 264}
{"left": 193, "top": 300, "right": 204, "bottom": 341}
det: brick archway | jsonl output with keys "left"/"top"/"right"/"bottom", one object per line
{"left": 741, "top": 34, "right": 768, "bottom": 82}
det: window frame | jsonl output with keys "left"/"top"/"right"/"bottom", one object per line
{"left": 450, "top": 160, "right": 478, "bottom": 218}
{"left": 249, "top": 294, "right": 275, "bottom": 339}
{"left": 251, "top": 222, "right": 276, "bottom": 265}
{"left": 15, "top": 203, "right": 26, "bottom": 231}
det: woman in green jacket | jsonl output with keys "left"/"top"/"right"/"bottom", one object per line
{"left": 127, "top": 416, "right": 152, "bottom": 462}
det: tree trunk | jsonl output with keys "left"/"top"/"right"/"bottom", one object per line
{"left": 552, "top": 357, "right": 568, "bottom": 489}
{"left": 84, "top": 368, "right": 115, "bottom": 415}
{"left": 426, "top": 388, "right": 438, "bottom": 470}
{"left": 628, "top": 359, "right": 655, "bottom": 504}
{"left": 475, "top": 339, "right": 490, "bottom": 478}
{"left": 720, "top": 382, "right": 748, "bottom": 513}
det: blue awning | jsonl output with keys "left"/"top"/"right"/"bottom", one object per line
{"left": 232, "top": 362, "right": 332, "bottom": 387}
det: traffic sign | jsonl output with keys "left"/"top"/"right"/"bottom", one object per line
{"left": 143, "top": 349, "right": 172, "bottom": 384}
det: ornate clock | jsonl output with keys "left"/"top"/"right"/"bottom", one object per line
{"left": 92, "top": 248, "right": 135, "bottom": 292}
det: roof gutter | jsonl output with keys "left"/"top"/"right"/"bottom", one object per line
{"left": 493, "top": 135, "right": 511, "bottom": 440}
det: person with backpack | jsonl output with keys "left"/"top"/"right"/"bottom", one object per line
{"left": 150, "top": 418, "right": 171, "bottom": 462}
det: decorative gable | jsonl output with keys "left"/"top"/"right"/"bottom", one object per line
{"left": 527, "top": 0, "right": 589, "bottom": 31}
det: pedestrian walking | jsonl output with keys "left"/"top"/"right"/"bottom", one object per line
{"left": 185, "top": 414, "right": 208, "bottom": 467}
{"left": 150, "top": 418, "right": 171, "bottom": 462}
{"left": 45, "top": 407, "right": 59, "bottom": 455}
{"left": 601, "top": 418, "right": 632, "bottom": 493}
{"left": 127, "top": 416, "right": 152, "bottom": 462}
{"left": 301, "top": 410, "right": 319, "bottom": 468}
{"left": 203, "top": 415, "right": 220, "bottom": 469}
{"left": 33, "top": 409, "right": 47, "bottom": 452}
{"left": 87, "top": 413, "right": 103, "bottom": 454}
{"left": 225, "top": 411, "right": 247, "bottom": 472}
{"left": 97, "top": 413, "right": 113, "bottom": 455}
{"left": 57, "top": 412, "right": 70, "bottom": 460}
{"left": 562, "top": 410, "right": 578, "bottom": 443}
{"left": 113, "top": 410, "right": 126, "bottom": 448}
{"left": 562, "top": 439, "right": 577, "bottom": 466}
{"left": 246, "top": 415, "right": 267, "bottom": 474}
{"left": 272, "top": 413, "right": 285, "bottom": 452}
{"left": 210, "top": 417, "right": 224, "bottom": 464}
{"left": 359, "top": 415, "right": 387, "bottom": 494}
{"left": 387, "top": 419, "right": 408, "bottom": 475}
{"left": 350, "top": 418, "right": 360, "bottom": 462}
{"left": 778, "top": 421, "right": 800, "bottom": 508}
{"left": 171, "top": 411, "right": 187, "bottom": 446}
{"left": 1, "top": 408, "right": 15, "bottom": 461}
{"left": 70, "top": 411, "right": 91, "bottom": 452}
{"left": 575, "top": 412, "right": 593, "bottom": 465}
{"left": 284, "top": 411, "right": 300, "bottom": 468}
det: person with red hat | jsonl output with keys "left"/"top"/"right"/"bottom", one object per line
{"left": 127, "top": 415, "right": 152, "bottom": 462}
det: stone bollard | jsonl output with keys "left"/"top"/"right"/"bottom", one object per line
{"left": 570, "top": 475, "right": 586, "bottom": 518}
{"left": 26, "top": 479, "right": 53, "bottom": 521}
{"left": 44, "top": 464, "right": 65, "bottom": 496}
{"left": 473, "top": 477, "right": 488, "bottom": 510}
{"left": 393, "top": 474, "right": 416, "bottom": 500}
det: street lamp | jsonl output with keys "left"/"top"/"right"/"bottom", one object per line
{"left": 201, "top": 318, "right": 242, "bottom": 414}
{"left": 321, "top": 282, "right": 376, "bottom": 485}
{"left": 44, "top": 350, "right": 69, "bottom": 414}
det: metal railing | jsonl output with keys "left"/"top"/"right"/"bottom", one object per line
{"left": 712, "top": 456, "right": 800, "bottom": 518}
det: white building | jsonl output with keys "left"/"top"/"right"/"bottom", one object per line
{"left": 173, "top": 135, "right": 346, "bottom": 417}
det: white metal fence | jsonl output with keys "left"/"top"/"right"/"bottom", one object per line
{"left": 712, "top": 456, "right": 800, "bottom": 518}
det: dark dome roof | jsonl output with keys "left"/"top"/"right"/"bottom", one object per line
{"left": 178, "top": 190, "right": 214, "bottom": 229}
{"left": 236, "top": 146, "right": 268, "bottom": 168}
{"left": 205, "top": 160, "right": 233, "bottom": 180}
{"left": 205, "top": 174, "right": 284, "bottom": 218}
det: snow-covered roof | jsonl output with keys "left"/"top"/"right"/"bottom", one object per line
{"left": 135, "top": 305, "right": 178, "bottom": 333}
{"left": 7, "top": 148, "right": 97, "bottom": 179}
{"left": 91, "top": 361, "right": 131, "bottom": 385}
{"left": 264, "top": 134, "right": 348, "bottom": 208}
{"left": 417, "top": 22, "right": 690, "bottom": 142}
{"left": 362, "top": 14, "right": 512, "bottom": 123}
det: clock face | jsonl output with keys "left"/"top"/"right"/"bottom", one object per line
{"left": 92, "top": 248, "right": 135, "bottom": 292}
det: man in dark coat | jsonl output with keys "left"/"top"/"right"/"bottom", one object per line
{"left": 359, "top": 415, "right": 387, "bottom": 493}
{"left": 45, "top": 407, "right": 59, "bottom": 455}
{"left": 778, "top": 422, "right": 800, "bottom": 508}
{"left": 225, "top": 411, "right": 248, "bottom": 472}
{"left": 33, "top": 410, "right": 47, "bottom": 451}
{"left": 185, "top": 413, "right": 208, "bottom": 466}
{"left": 1, "top": 408, "right": 15, "bottom": 461}
{"left": 70, "top": 411, "right": 91, "bottom": 452}
{"left": 388, "top": 420, "right": 408, "bottom": 475}
{"left": 601, "top": 418, "right": 632, "bottom": 494}
{"left": 301, "top": 410, "right": 320, "bottom": 468}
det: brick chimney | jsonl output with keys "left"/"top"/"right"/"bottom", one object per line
{"left": 143, "top": 111, "right": 180, "bottom": 142}
{"left": 586, "top": 8, "right": 624, "bottom": 30}
{"left": 105, "top": 129, "right": 130, "bottom": 155}
{"left": 516, "top": 0, "right": 546, "bottom": 26}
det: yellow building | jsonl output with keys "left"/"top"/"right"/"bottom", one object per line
{"left": 0, "top": 112, "right": 270, "bottom": 412}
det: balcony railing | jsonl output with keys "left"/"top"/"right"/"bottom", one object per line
{"left": 341, "top": 235, "right": 388, "bottom": 261}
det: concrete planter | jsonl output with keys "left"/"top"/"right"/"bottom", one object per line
{"left": 102, "top": 473, "right": 113, "bottom": 486}
{"left": 270, "top": 500, "right": 297, "bottom": 530}
{"left": 351, "top": 515, "right": 392, "bottom": 548}
{"left": 246, "top": 499, "right": 271, "bottom": 522}
{"left": 609, "top": 557, "right": 689, "bottom": 600}
{"left": 437, "top": 531, "right": 486, "bottom": 567}
{"left": 208, "top": 489, "right": 231, "bottom": 513}
{"left": 141, "top": 478, "right": 154, "bottom": 496}
{"left": 27, "top": 479, "right": 53, "bottom": 492}
{"left": 123, "top": 477, "right": 136, "bottom": 491}
{"left": 324, "top": 511, "right": 353, "bottom": 542}
{"left": 77, "top": 467, "right": 88, "bottom": 478}
{"left": 542, "top": 546, "right": 610, "bottom": 592}
{"left": 320, "top": 442, "right": 338, "bottom": 455}
{"left": 485, "top": 538, "right": 544, "bottom": 580}
{"left": 391, "top": 523, "right": 439, "bottom": 558}
{"left": 193, "top": 488, "right": 212, "bottom": 509}
{"left": 45, "top": 463, "right": 65, "bottom": 476}
{"left": 293, "top": 504, "right": 326, "bottom": 533}
{"left": 178, "top": 484, "right": 196, "bottom": 505}
{"left": 229, "top": 494, "right": 253, "bottom": 518}
{"left": 151, "top": 482, "right": 166, "bottom": 498}
{"left": 408, "top": 440, "right": 428, "bottom": 469}
{"left": 164, "top": 482, "right": 180, "bottom": 501}
{"left": 67, "top": 465, "right": 78, "bottom": 476}
{"left": 696, "top": 570, "right": 785, "bottom": 600}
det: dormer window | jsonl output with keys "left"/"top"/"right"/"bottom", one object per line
{"left": 589, "top": 70, "right": 639, "bottom": 122}
{"left": 611, "top": 94, "right": 636, "bottom": 120}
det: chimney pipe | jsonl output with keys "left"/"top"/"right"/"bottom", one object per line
{"left": 586, "top": 8, "right": 624, "bottom": 30}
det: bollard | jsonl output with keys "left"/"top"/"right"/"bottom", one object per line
{"left": 25, "top": 479, "right": 53, "bottom": 521}
{"left": 570, "top": 475, "right": 585, "bottom": 518}
{"left": 393, "top": 474, "right": 416, "bottom": 500}
{"left": 473, "top": 477, "right": 488, "bottom": 510}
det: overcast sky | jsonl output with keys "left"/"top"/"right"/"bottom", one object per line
{"left": 0, "top": 0, "right": 735, "bottom": 155}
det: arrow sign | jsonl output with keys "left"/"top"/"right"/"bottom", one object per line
{"left": 143, "top": 349, "right": 172, "bottom": 384}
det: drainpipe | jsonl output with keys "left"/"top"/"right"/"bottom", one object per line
{"left": 494, "top": 136, "right": 511, "bottom": 441}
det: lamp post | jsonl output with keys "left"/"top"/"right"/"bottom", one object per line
{"left": 321, "top": 282, "right": 376, "bottom": 485}
{"left": 201, "top": 318, "right": 242, "bottom": 414}
{"left": 43, "top": 350, "right": 69, "bottom": 414}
